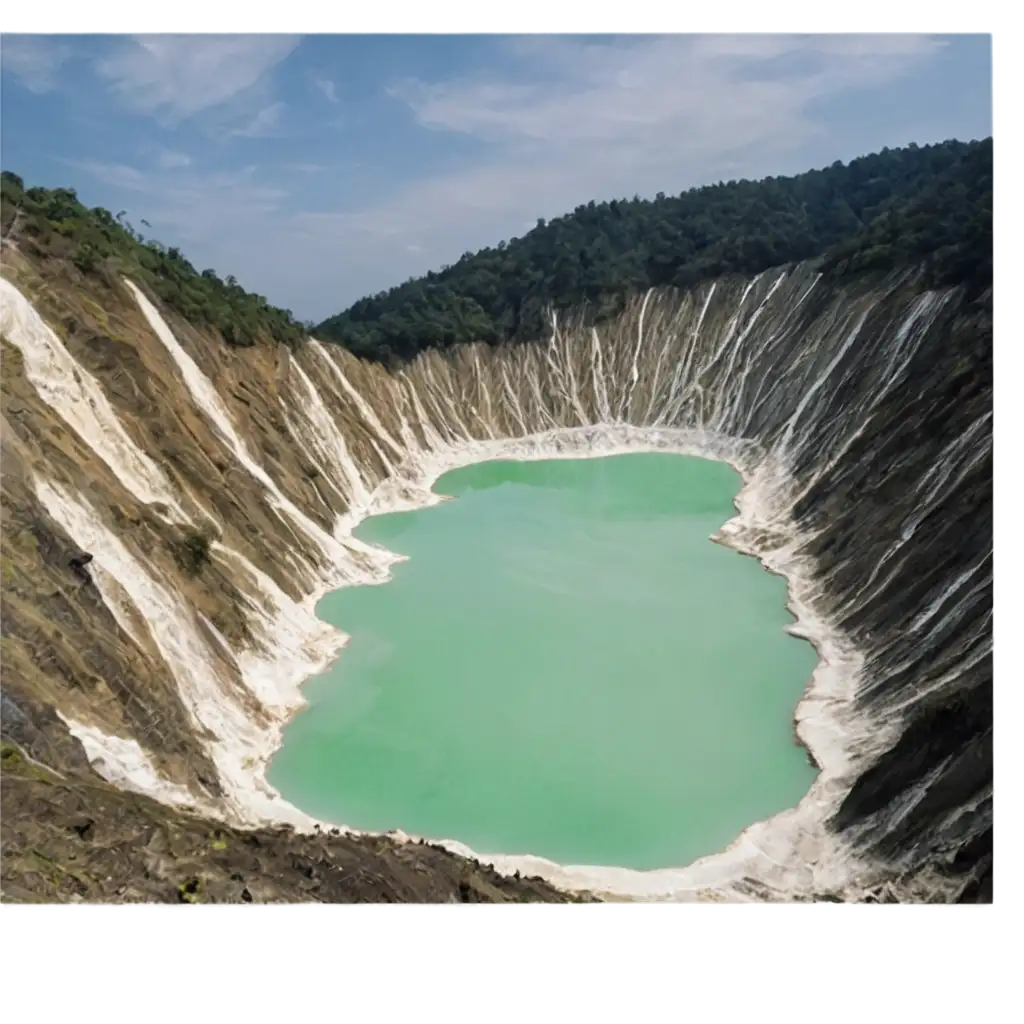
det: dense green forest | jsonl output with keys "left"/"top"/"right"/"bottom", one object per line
{"left": 317, "top": 138, "right": 992, "bottom": 365}
{"left": 2, "top": 137, "right": 991, "bottom": 366}
{"left": 0, "top": 171, "right": 309, "bottom": 349}
{"left": 819, "top": 138, "right": 991, "bottom": 293}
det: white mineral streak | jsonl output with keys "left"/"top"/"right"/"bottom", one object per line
{"left": 0, "top": 277, "right": 188, "bottom": 520}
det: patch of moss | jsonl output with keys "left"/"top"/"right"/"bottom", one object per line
{"left": 1, "top": 741, "right": 61, "bottom": 784}
{"left": 1, "top": 742, "right": 23, "bottom": 766}
{"left": 170, "top": 525, "right": 216, "bottom": 578}
{"left": 177, "top": 876, "right": 203, "bottom": 903}
{"left": 81, "top": 296, "right": 111, "bottom": 330}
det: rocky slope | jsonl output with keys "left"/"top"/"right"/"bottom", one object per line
{"left": 0, "top": 741, "right": 581, "bottom": 903}
{"left": 0, "top": 235, "right": 991, "bottom": 902}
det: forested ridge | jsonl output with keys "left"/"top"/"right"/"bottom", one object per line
{"left": 820, "top": 138, "right": 991, "bottom": 293}
{"left": 317, "top": 138, "right": 992, "bottom": 364}
{"left": 1, "top": 171, "right": 309, "bottom": 349}
{"left": 2, "top": 137, "right": 991, "bottom": 365}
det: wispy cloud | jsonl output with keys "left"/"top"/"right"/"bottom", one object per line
{"left": 36, "top": 33, "right": 979, "bottom": 324}
{"left": 157, "top": 149, "right": 191, "bottom": 169}
{"left": 394, "top": 34, "right": 943, "bottom": 152}
{"left": 313, "top": 76, "right": 338, "bottom": 103}
{"left": 94, "top": 35, "right": 299, "bottom": 123}
{"left": 1, "top": 35, "right": 73, "bottom": 93}
{"left": 229, "top": 102, "right": 287, "bottom": 138}
{"left": 363, "top": 34, "right": 946, "bottom": 244}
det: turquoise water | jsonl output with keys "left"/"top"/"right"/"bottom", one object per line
{"left": 269, "top": 455, "right": 818, "bottom": 870}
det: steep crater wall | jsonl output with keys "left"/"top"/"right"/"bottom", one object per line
{"left": 0, "top": 252, "right": 992, "bottom": 902}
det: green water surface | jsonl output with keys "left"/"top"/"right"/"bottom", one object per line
{"left": 269, "top": 455, "right": 818, "bottom": 870}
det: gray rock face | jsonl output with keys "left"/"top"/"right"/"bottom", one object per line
{"left": 762, "top": 280, "right": 991, "bottom": 898}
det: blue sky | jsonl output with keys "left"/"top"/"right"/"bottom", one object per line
{"left": 1, "top": 33, "right": 992, "bottom": 323}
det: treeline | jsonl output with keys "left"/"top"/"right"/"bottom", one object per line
{"left": 820, "top": 138, "right": 991, "bottom": 295}
{"left": 0, "top": 171, "right": 309, "bottom": 349}
{"left": 1, "top": 137, "right": 992, "bottom": 365}
{"left": 316, "top": 138, "right": 992, "bottom": 365}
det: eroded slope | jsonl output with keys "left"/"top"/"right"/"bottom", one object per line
{"left": 1, "top": 240, "right": 992, "bottom": 902}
